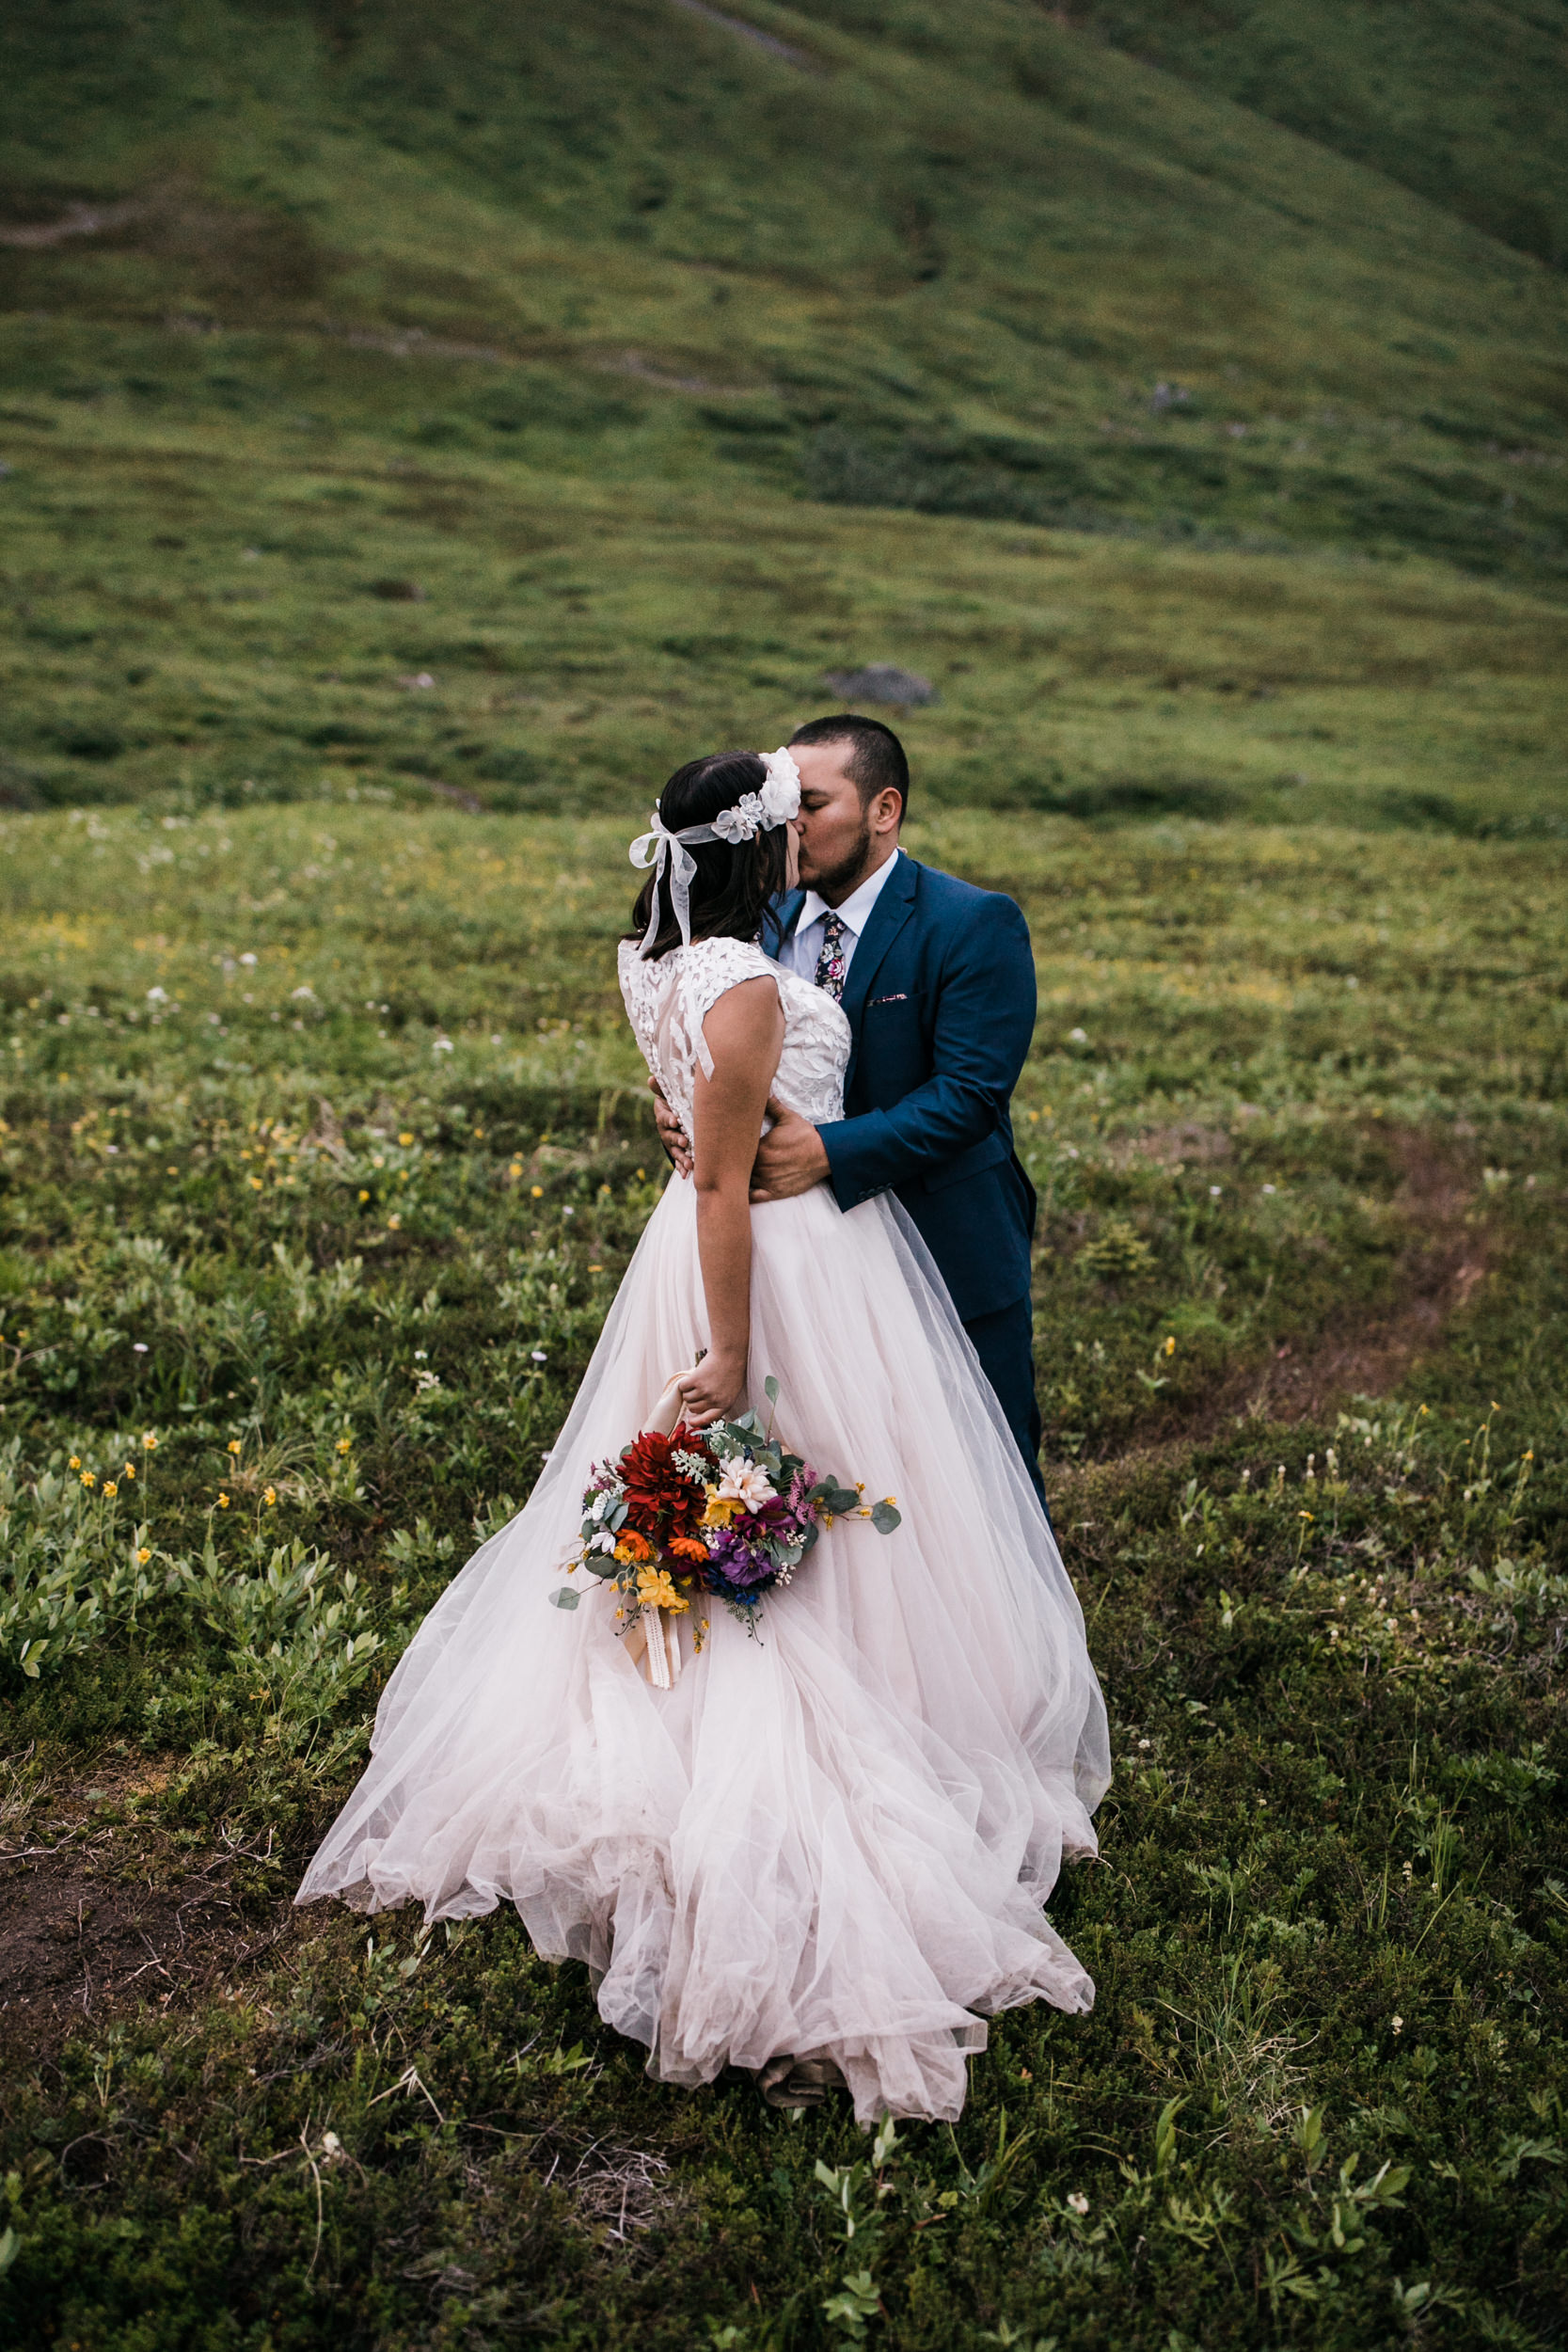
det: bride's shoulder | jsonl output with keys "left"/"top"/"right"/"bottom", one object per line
{"left": 680, "top": 935, "right": 778, "bottom": 1009}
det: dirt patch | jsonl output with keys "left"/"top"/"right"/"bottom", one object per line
{"left": 1238, "top": 1125, "right": 1490, "bottom": 1422}
{"left": 0, "top": 1755, "right": 302, "bottom": 2058}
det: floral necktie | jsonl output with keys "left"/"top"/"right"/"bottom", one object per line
{"left": 813, "top": 911, "right": 849, "bottom": 1001}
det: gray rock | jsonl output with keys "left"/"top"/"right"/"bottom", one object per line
{"left": 820, "top": 663, "right": 937, "bottom": 707}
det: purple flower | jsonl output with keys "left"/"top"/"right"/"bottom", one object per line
{"left": 705, "top": 1528, "right": 777, "bottom": 1591}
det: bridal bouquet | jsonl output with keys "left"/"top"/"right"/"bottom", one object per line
{"left": 553, "top": 1377, "right": 900, "bottom": 1685}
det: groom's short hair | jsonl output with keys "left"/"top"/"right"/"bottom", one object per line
{"left": 789, "top": 714, "right": 910, "bottom": 826}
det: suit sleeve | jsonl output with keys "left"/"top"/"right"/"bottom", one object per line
{"left": 816, "top": 895, "right": 1037, "bottom": 1207}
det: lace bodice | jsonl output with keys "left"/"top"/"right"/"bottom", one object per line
{"left": 618, "top": 937, "right": 849, "bottom": 1143}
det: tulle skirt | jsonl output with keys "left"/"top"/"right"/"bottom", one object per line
{"left": 296, "top": 1174, "right": 1111, "bottom": 2122}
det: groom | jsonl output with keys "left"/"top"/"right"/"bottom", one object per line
{"left": 655, "top": 712, "right": 1050, "bottom": 1508}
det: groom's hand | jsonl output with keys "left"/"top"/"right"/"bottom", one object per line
{"left": 750, "top": 1098, "right": 830, "bottom": 1201}
{"left": 650, "top": 1079, "right": 692, "bottom": 1178}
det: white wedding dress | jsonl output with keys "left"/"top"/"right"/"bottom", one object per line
{"left": 298, "top": 937, "right": 1111, "bottom": 2122}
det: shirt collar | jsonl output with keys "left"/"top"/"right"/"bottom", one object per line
{"left": 797, "top": 846, "right": 903, "bottom": 939}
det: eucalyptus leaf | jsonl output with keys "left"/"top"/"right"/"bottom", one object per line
{"left": 870, "top": 1500, "right": 902, "bottom": 1534}
{"left": 549, "top": 1586, "right": 580, "bottom": 1610}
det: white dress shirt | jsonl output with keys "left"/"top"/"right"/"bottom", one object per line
{"left": 779, "top": 848, "right": 904, "bottom": 988}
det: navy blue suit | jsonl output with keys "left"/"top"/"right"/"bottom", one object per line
{"left": 777, "top": 855, "right": 1047, "bottom": 1502}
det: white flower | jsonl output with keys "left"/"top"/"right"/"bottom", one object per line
{"left": 1067, "top": 2191, "right": 1089, "bottom": 2216}
{"left": 146, "top": 986, "right": 167, "bottom": 1003}
{"left": 758, "top": 748, "right": 801, "bottom": 823}
{"left": 718, "top": 1459, "right": 777, "bottom": 1507}
{"left": 712, "top": 793, "right": 765, "bottom": 844}
{"left": 1069, "top": 1026, "right": 1087, "bottom": 1043}
{"left": 291, "top": 985, "right": 316, "bottom": 1001}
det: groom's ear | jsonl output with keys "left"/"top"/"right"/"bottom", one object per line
{"left": 872, "top": 785, "right": 904, "bottom": 835}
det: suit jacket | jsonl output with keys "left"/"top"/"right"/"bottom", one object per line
{"left": 777, "top": 855, "right": 1037, "bottom": 1324}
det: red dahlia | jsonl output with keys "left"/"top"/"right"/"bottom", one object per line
{"left": 618, "top": 1425, "right": 712, "bottom": 1544}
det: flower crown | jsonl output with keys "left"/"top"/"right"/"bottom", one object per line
{"left": 628, "top": 749, "right": 801, "bottom": 954}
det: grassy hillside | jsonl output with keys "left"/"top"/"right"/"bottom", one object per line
{"left": 2, "top": 0, "right": 1567, "bottom": 595}
{"left": 1064, "top": 0, "right": 1568, "bottom": 270}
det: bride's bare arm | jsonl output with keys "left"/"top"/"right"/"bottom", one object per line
{"left": 676, "top": 976, "right": 785, "bottom": 1427}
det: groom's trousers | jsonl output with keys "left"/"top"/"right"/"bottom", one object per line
{"left": 962, "top": 1294, "right": 1050, "bottom": 1526}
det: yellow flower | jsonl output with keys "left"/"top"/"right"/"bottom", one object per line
{"left": 69, "top": 1454, "right": 81, "bottom": 1470}
{"left": 103, "top": 1480, "right": 118, "bottom": 1498}
{"left": 123, "top": 1463, "right": 135, "bottom": 1480}
{"left": 263, "top": 1486, "right": 277, "bottom": 1507}
{"left": 217, "top": 1491, "right": 230, "bottom": 1509}
{"left": 336, "top": 1437, "right": 352, "bottom": 1455}
{"left": 248, "top": 1174, "right": 263, "bottom": 1191}
{"left": 142, "top": 1432, "right": 158, "bottom": 1450}
{"left": 136, "top": 1547, "right": 151, "bottom": 1565}
{"left": 530, "top": 1184, "right": 544, "bottom": 1199}
{"left": 227, "top": 1438, "right": 242, "bottom": 1455}
{"left": 400, "top": 1132, "right": 415, "bottom": 1146}
{"left": 635, "top": 1566, "right": 689, "bottom": 1613}
{"left": 81, "top": 1470, "right": 96, "bottom": 1489}
{"left": 1164, "top": 1334, "right": 1177, "bottom": 1357}
{"left": 702, "top": 1490, "right": 740, "bottom": 1529}
{"left": 387, "top": 1213, "right": 402, "bottom": 1230}
{"left": 358, "top": 1188, "right": 370, "bottom": 1202}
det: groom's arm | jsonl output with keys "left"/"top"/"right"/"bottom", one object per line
{"left": 817, "top": 896, "right": 1036, "bottom": 1207}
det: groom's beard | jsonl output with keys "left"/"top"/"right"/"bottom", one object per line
{"left": 804, "top": 820, "right": 873, "bottom": 904}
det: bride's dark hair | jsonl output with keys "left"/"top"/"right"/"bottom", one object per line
{"left": 629, "top": 751, "right": 792, "bottom": 961}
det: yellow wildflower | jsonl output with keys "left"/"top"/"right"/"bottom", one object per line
{"left": 400, "top": 1132, "right": 415, "bottom": 1145}
{"left": 227, "top": 1438, "right": 242, "bottom": 1456}
{"left": 702, "top": 1490, "right": 740, "bottom": 1529}
{"left": 103, "top": 1480, "right": 118, "bottom": 1498}
{"left": 69, "top": 1454, "right": 81, "bottom": 1470}
{"left": 136, "top": 1547, "right": 151, "bottom": 1565}
{"left": 635, "top": 1566, "right": 689, "bottom": 1613}
{"left": 142, "top": 1432, "right": 157, "bottom": 1450}
{"left": 263, "top": 1486, "right": 277, "bottom": 1507}
{"left": 217, "top": 1491, "right": 230, "bottom": 1509}
{"left": 531, "top": 1184, "right": 544, "bottom": 1199}
{"left": 123, "top": 1463, "right": 135, "bottom": 1480}
{"left": 81, "top": 1470, "right": 96, "bottom": 1489}
{"left": 1164, "top": 1335, "right": 1177, "bottom": 1357}
{"left": 336, "top": 1437, "right": 352, "bottom": 1456}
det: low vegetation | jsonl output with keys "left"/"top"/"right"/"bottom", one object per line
{"left": 0, "top": 805, "right": 1563, "bottom": 2345}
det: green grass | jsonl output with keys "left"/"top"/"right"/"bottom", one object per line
{"left": 0, "top": 807, "right": 1564, "bottom": 2346}
{"left": 2, "top": 4, "right": 1566, "bottom": 2341}
{"left": 2, "top": 379, "right": 1565, "bottom": 834}
{"left": 3, "top": 1, "right": 1567, "bottom": 591}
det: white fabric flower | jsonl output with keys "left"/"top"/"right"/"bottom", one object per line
{"left": 757, "top": 747, "right": 801, "bottom": 824}
{"left": 718, "top": 1459, "right": 777, "bottom": 1506}
{"left": 712, "top": 793, "right": 765, "bottom": 844}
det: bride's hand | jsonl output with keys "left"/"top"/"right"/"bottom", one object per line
{"left": 675, "top": 1349, "right": 746, "bottom": 1429}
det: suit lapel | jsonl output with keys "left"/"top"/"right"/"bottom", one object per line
{"left": 771, "top": 887, "right": 806, "bottom": 955}
{"left": 841, "top": 854, "right": 918, "bottom": 1093}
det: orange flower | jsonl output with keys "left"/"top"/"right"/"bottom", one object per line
{"left": 613, "top": 1528, "right": 655, "bottom": 1565}
{"left": 668, "top": 1535, "right": 708, "bottom": 1564}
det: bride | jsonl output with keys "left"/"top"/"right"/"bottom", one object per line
{"left": 297, "top": 747, "right": 1110, "bottom": 2123}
